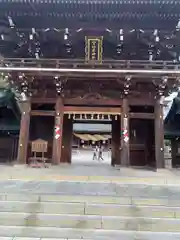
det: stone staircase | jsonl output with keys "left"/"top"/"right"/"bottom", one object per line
{"left": 0, "top": 180, "right": 180, "bottom": 239}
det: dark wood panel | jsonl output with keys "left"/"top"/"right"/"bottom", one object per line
{"left": 64, "top": 98, "right": 122, "bottom": 106}
{"left": 31, "top": 110, "right": 55, "bottom": 116}
{"left": 0, "top": 137, "right": 18, "bottom": 162}
{"left": 129, "top": 113, "right": 155, "bottom": 119}
{"left": 32, "top": 98, "right": 56, "bottom": 104}
{"left": 31, "top": 97, "right": 154, "bottom": 107}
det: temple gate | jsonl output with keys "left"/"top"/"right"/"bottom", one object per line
{"left": 0, "top": 2, "right": 179, "bottom": 168}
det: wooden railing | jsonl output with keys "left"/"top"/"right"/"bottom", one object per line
{"left": 1, "top": 58, "right": 179, "bottom": 71}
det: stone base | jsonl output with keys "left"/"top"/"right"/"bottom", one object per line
{"left": 156, "top": 168, "right": 170, "bottom": 174}
{"left": 164, "top": 158, "right": 172, "bottom": 169}
{"left": 13, "top": 164, "right": 28, "bottom": 169}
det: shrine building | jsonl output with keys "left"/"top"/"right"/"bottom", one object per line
{"left": 0, "top": 0, "right": 180, "bottom": 168}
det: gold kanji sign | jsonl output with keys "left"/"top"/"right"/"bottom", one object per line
{"left": 85, "top": 36, "right": 103, "bottom": 63}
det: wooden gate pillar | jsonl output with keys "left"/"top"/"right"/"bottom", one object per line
{"left": 61, "top": 115, "right": 73, "bottom": 163}
{"left": 52, "top": 97, "right": 64, "bottom": 164}
{"left": 121, "top": 98, "right": 130, "bottom": 166}
{"left": 17, "top": 100, "right": 31, "bottom": 164}
{"left": 111, "top": 117, "right": 120, "bottom": 166}
{"left": 155, "top": 97, "right": 164, "bottom": 169}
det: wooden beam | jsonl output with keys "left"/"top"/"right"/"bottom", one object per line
{"left": 64, "top": 98, "right": 122, "bottom": 106}
{"left": 31, "top": 110, "right": 55, "bottom": 116}
{"left": 31, "top": 97, "right": 121, "bottom": 106}
{"left": 31, "top": 98, "right": 56, "bottom": 104}
{"left": 74, "top": 120, "right": 112, "bottom": 124}
{"left": 63, "top": 106, "right": 121, "bottom": 114}
{"left": 129, "top": 98, "right": 154, "bottom": 106}
{"left": 129, "top": 112, "right": 154, "bottom": 119}
{"left": 30, "top": 96, "right": 156, "bottom": 108}
{"left": 12, "top": 71, "right": 176, "bottom": 80}
{"left": 31, "top": 97, "right": 154, "bottom": 108}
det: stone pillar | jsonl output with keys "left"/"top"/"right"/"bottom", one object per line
{"left": 52, "top": 97, "right": 64, "bottom": 164}
{"left": 155, "top": 97, "right": 164, "bottom": 169}
{"left": 171, "top": 139, "right": 177, "bottom": 167}
{"left": 111, "top": 117, "right": 120, "bottom": 166}
{"left": 164, "top": 143, "right": 172, "bottom": 169}
{"left": 121, "top": 98, "right": 130, "bottom": 166}
{"left": 17, "top": 100, "right": 31, "bottom": 164}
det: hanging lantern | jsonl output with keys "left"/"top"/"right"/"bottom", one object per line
{"left": 92, "top": 141, "right": 95, "bottom": 144}
{"left": 103, "top": 140, "right": 106, "bottom": 144}
{"left": 91, "top": 114, "right": 94, "bottom": 120}
{"left": 102, "top": 114, "right": 104, "bottom": 120}
{"left": 73, "top": 114, "right": 75, "bottom": 120}
{"left": 85, "top": 114, "right": 87, "bottom": 119}
{"left": 81, "top": 140, "right": 84, "bottom": 143}
{"left": 115, "top": 115, "right": 118, "bottom": 120}
{"left": 97, "top": 114, "right": 100, "bottom": 120}
{"left": 80, "top": 114, "right": 82, "bottom": 120}
{"left": 108, "top": 115, "right": 111, "bottom": 120}
{"left": 68, "top": 114, "right": 71, "bottom": 119}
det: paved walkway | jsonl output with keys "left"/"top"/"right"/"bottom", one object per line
{"left": 0, "top": 149, "right": 177, "bottom": 184}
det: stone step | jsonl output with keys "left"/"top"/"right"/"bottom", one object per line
{"left": 0, "top": 235, "right": 180, "bottom": 240}
{"left": 1, "top": 200, "right": 180, "bottom": 218}
{"left": 1, "top": 180, "right": 180, "bottom": 199}
{"left": 0, "top": 226, "right": 180, "bottom": 239}
{"left": 0, "top": 180, "right": 180, "bottom": 238}
{"left": 1, "top": 194, "right": 180, "bottom": 207}
{"left": 0, "top": 212, "right": 180, "bottom": 232}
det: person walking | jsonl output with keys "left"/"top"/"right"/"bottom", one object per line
{"left": 92, "top": 145, "right": 98, "bottom": 160}
{"left": 98, "top": 145, "right": 104, "bottom": 161}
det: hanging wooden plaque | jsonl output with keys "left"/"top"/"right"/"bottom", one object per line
{"left": 85, "top": 36, "right": 103, "bottom": 63}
